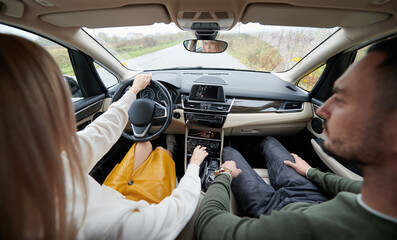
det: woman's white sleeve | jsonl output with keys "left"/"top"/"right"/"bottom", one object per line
{"left": 78, "top": 164, "right": 202, "bottom": 240}
{"left": 121, "top": 164, "right": 201, "bottom": 239}
{"left": 76, "top": 91, "right": 136, "bottom": 172}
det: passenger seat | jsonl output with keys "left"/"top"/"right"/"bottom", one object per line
{"left": 253, "top": 168, "right": 270, "bottom": 184}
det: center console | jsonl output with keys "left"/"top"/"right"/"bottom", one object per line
{"left": 183, "top": 84, "right": 233, "bottom": 191}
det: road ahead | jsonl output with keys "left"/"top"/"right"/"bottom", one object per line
{"left": 124, "top": 44, "right": 248, "bottom": 70}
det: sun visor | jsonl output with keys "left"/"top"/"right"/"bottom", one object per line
{"left": 242, "top": 4, "right": 391, "bottom": 28}
{"left": 40, "top": 4, "right": 171, "bottom": 28}
{"left": 0, "top": 0, "right": 24, "bottom": 18}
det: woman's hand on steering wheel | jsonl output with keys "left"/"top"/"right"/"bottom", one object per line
{"left": 129, "top": 73, "right": 152, "bottom": 95}
{"left": 111, "top": 74, "right": 173, "bottom": 142}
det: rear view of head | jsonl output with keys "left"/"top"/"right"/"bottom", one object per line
{"left": 0, "top": 34, "right": 85, "bottom": 239}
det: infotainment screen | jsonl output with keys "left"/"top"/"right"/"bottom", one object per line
{"left": 189, "top": 85, "right": 225, "bottom": 102}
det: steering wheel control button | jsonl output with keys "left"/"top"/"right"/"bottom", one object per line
{"left": 128, "top": 180, "right": 133, "bottom": 185}
{"left": 154, "top": 106, "right": 166, "bottom": 117}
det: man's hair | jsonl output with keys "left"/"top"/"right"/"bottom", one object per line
{"left": 367, "top": 36, "right": 397, "bottom": 110}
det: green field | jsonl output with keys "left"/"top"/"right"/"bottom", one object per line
{"left": 116, "top": 41, "right": 180, "bottom": 60}
{"left": 222, "top": 34, "right": 283, "bottom": 71}
{"left": 41, "top": 33, "right": 188, "bottom": 76}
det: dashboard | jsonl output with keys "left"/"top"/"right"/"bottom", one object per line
{"left": 133, "top": 69, "right": 313, "bottom": 138}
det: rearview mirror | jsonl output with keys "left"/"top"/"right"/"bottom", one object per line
{"left": 183, "top": 39, "right": 228, "bottom": 53}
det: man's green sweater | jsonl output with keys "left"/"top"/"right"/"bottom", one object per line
{"left": 195, "top": 169, "right": 397, "bottom": 239}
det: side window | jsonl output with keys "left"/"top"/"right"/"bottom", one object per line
{"left": 0, "top": 24, "right": 84, "bottom": 102}
{"left": 94, "top": 62, "right": 119, "bottom": 88}
{"left": 353, "top": 44, "right": 374, "bottom": 63}
{"left": 297, "top": 64, "right": 326, "bottom": 92}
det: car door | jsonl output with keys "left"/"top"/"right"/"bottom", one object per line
{"left": 0, "top": 23, "right": 121, "bottom": 131}
{"left": 68, "top": 49, "right": 120, "bottom": 131}
{"left": 295, "top": 43, "right": 377, "bottom": 180}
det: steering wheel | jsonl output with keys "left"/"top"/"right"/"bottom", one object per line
{"left": 111, "top": 79, "right": 173, "bottom": 142}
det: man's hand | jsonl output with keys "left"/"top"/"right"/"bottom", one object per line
{"left": 221, "top": 161, "right": 242, "bottom": 179}
{"left": 284, "top": 153, "right": 312, "bottom": 177}
{"left": 190, "top": 146, "right": 208, "bottom": 166}
{"left": 129, "top": 73, "right": 152, "bottom": 95}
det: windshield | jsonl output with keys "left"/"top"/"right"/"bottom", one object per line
{"left": 85, "top": 23, "right": 338, "bottom": 72}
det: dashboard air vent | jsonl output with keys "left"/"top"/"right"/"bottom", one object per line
{"left": 283, "top": 102, "right": 302, "bottom": 110}
{"left": 210, "top": 104, "right": 228, "bottom": 111}
{"left": 185, "top": 102, "right": 201, "bottom": 109}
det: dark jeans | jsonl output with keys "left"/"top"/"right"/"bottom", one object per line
{"left": 223, "top": 136, "right": 329, "bottom": 217}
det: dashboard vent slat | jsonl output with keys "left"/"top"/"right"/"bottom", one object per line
{"left": 284, "top": 102, "right": 302, "bottom": 110}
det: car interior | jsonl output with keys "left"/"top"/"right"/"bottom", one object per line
{"left": 1, "top": 0, "right": 396, "bottom": 238}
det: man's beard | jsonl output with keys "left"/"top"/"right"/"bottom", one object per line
{"left": 321, "top": 120, "right": 365, "bottom": 168}
{"left": 322, "top": 142, "right": 365, "bottom": 169}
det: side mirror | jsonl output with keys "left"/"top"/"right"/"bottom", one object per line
{"left": 183, "top": 39, "right": 228, "bottom": 53}
{"left": 64, "top": 75, "right": 83, "bottom": 98}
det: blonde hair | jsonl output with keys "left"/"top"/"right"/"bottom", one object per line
{"left": 0, "top": 34, "right": 86, "bottom": 239}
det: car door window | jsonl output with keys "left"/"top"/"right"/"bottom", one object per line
{"left": 297, "top": 64, "right": 326, "bottom": 91}
{"left": 94, "top": 62, "right": 119, "bottom": 88}
{"left": 352, "top": 43, "right": 376, "bottom": 64}
{"left": 0, "top": 24, "right": 84, "bottom": 102}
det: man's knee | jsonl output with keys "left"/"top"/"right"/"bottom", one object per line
{"left": 223, "top": 147, "right": 239, "bottom": 159}
{"left": 223, "top": 147, "right": 247, "bottom": 166}
{"left": 223, "top": 146, "right": 238, "bottom": 154}
{"left": 261, "top": 136, "right": 277, "bottom": 147}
